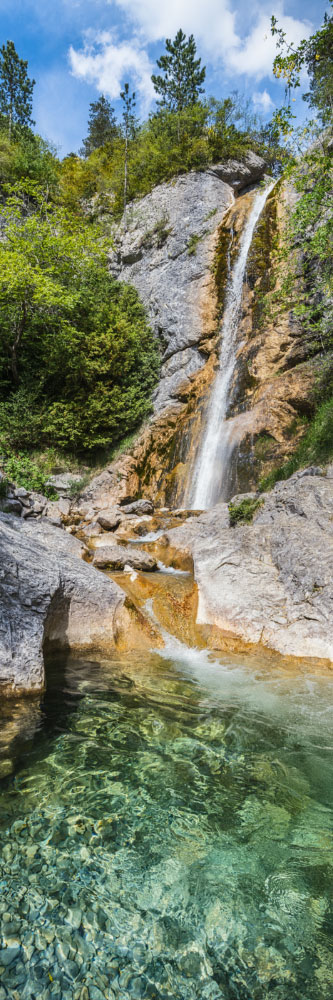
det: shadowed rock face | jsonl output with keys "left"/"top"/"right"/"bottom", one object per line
{"left": 0, "top": 515, "right": 130, "bottom": 694}
{"left": 161, "top": 470, "right": 333, "bottom": 663}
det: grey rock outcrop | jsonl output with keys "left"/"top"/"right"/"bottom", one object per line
{"left": 0, "top": 514, "right": 128, "bottom": 694}
{"left": 163, "top": 471, "right": 333, "bottom": 662}
{"left": 209, "top": 152, "right": 267, "bottom": 190}
{"left": 93, "top": 544, "right": 157, "bottom": 572}
{"left": 97, "top": 508, "right": 122, "bottom": 531}
{"left": 110, "top": 156, "right": 266, "bottom": 413}
{"left": 121, "top": 499, "right": 154, "bottom": 515}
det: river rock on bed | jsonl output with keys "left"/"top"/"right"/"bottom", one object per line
{"left": 93, "top": 543, "right": 157, "bottom": 571}
{"left": 96, "top": 508, "right": 122, "bottom": 530}
{"left": 121, "top": 499, "right": 154, "bottom": 515}
{"left": 0, "top": 513, "right": 128, "bottom": 695}
{"left": 163, "top": 470, "right": 333, "bottom": 663}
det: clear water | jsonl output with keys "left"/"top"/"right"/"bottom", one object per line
{"left": 0, "top": 649, "right": 332, "bottom": 1000}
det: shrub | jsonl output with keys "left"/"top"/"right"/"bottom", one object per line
{"left": 3, "top": 452, "right": 57, "bottom": 495}
{"left": 228, "top": 497, "right": 263, "bottom": 526}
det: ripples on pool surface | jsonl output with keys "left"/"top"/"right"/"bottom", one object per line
{"left": 0, "top": 648, "right": 332, "bottom": 1000}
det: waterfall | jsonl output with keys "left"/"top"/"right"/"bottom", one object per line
{"left": 189, "top": 182, "right": 274, "bottom": 510}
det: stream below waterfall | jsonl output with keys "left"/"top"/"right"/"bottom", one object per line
{"left": 0, "top": 561, "right": 332, "bottom": 1000}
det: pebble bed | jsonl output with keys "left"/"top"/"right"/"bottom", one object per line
{"left": 0, "top": 651, "right": 332, "bottom": 1000}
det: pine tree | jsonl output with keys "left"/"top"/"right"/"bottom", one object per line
{"left": 0, "top": 40, "right": 35, "bottom": 139}
{"left": 151, "top": 30, "right": 206, "bottom": 114}
{"left": 80, "top": 95, "right": 118, "bottom": 157}
{"left": 120, "top": 83, "right": 137, "bottom": 226}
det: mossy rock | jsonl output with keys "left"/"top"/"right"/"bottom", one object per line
{"left": 228, "top": 496, "right": 263, "bottom": 526}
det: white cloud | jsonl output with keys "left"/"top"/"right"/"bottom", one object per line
{"left": 252, "top": 89, "right": 274, "bottom": 113}
{"left": 69, "top": 30, "right": 155, "bottom": 108}
{"left": 111, "top": 0, "right": 311, "bottom": 77}
{"left": 69, "top": 2, "right": 313, "bottom": 111}
{"left": 226, "top": 12, "right": 310, "bottom": 78}
{"left": 112, "top": 0, "right": 239, "bottom": 54}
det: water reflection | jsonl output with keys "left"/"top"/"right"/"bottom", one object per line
{"left": 0, "top": 648, "right": 332, "bottom": 999}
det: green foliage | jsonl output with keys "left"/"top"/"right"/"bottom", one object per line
{"left": 271, "top": 5, "right": 333, "bottom": 134}
{"left": 151, "top": 29, "right": 206, "bottom": 113}
{"left": 228, "top": 497, "right": 263, "bottom": 526}
{"left": 120, "top": 83, "right": 137, "bottom": 220}
{"left": 2, "top": 452, "right": 56, "bottom": 495}
{"left": 188, "top": 231, "right": 206, "bottom": 255}
{"left": 0, "top": 130, "right": 58, "bottom": 187}
{"left": 0, "top": 476, "right": 10, "bottom": 498}
{"left": 259, "top": 398, "right": 333, "bottom": 491}
{"left": 80, "top": 95, "right": 118, "bottom": 158}
{"left": 0, "top": 40, "right": 35, "bottom": 138}
{"left": 0, "top": 182, "right": 160, "bottom": 456}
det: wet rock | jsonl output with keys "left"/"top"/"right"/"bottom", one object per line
{"left": 121, "top": 499, "right": 154, "bottom": 516}
{"left": 93, "top": 544, "right": 157, "bottom": 572}
{"left": 0, "top": 945, "right": 20, "bottom": 965}
{"left": 96, "top": 509, "right": 122, "bottom": 531}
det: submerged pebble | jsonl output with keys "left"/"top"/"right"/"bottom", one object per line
{"left": 0, "top": 651, "right": 332, "bottom": 999}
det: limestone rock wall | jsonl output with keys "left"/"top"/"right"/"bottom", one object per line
{"left": 162, "top": 469, "right": 333, "bottom": 663}
{"left": 84, "top": 153, "right": 267, "bottom": 509}
{"left": 0, "top": 514, "right": 146, "bottom": 694}
{"left": 111, "top": 170, "right": 234, "bottom": 412}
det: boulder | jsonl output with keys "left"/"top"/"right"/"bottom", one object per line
{"left": 0, "top": 513, "right": 128, "bottom": 695}
{"left": 45, "top": 473, "right": 82, "bottom": 497}
{"left": 93, "top": 543, "right": 157, "bottom": 572}
{"left": 14, "top": 487, "right": 29, "bottom": 499}
{"left": 97, "top": 508, "right": 122, "bottom": 530}
{"left": 163, "top": 472, "right": 333, "bottom": 663}
{"left": 121, "top": 499, "right": 154, "bottom": 516}
{"left": 82, "top": 521, "right": 102, "bottom": 538}
{"left": 1, "top": 499, "right": 22, "bottom": 515}
{"left": 209, "top": 152, "right": 267, "bottom": 190}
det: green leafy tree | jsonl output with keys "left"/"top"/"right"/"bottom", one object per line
{"left": 271, "top": 4, "right": 333, "bottom": 132}
{"left": 151, "top": 30, "right": 206, "bottom": 114}
{"left": 120, "top": 82, "right": 137, "bottom": 224}
{"left": 0, "top": 181, "right": 159, "bottom": 453}
{"left": 0, "top": 40, "right": 35, "bottom": 139}
{"left": 80, "top": 95, "right": 118, "bottom": 157}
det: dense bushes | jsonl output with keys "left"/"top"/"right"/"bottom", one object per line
{"left": 0, "top": 183, "right": 160, "bottom": 456}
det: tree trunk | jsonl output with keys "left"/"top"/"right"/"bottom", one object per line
{"left": 124, "top": 133, "right": 128, "bottom": 230}
{"left": 10, "top": 301, "right": 27, "bottom": 385}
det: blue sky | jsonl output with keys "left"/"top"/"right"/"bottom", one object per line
{"left": 0, "top": 0, "right": 327, "bottom": 156}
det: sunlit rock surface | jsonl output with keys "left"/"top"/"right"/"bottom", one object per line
{"left": 162, "top": 470, "right": 333, "bottom": 663}
{"left": 110, "top": 155, "right": 266, "bottom": 414}
{"left": 0, "top": 514, "right": 129, "bottom": 694}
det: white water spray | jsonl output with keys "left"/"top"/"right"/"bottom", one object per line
{"left": 190, "top": 182, "right": 274, "bottom": 510}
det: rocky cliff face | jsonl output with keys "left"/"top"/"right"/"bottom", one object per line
{"left": 111, "top": 170, "right": 233, "bottom": 413}
{"left": 211, "top": 179, "right": 323, "bottom": 494}
{"left": 111, "top": 153, "right": 266, "bottom": 415}
{"left": 83, "top": 153, "right": 266, "bottom": 510}
{"left": 160, "top": 468, "right": 333, "bottom": 663}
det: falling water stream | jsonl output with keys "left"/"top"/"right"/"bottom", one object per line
{"left": 190, "top": 182, "right": 274, "bottom": 510}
